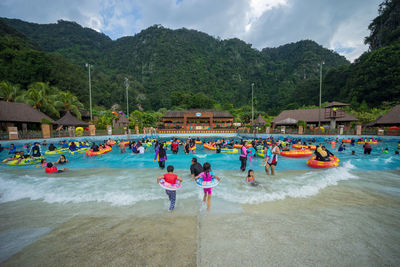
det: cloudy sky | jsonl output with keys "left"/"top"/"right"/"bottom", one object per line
{"left": 0, "top": 0, "right": 381, "bottom": 61}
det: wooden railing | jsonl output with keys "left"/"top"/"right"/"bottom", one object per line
{"left": 158, "top": 129, "right": 237, "bottom": 134}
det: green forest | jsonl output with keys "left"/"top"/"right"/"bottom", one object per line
{"left": 0, "top": 0, "right": 399, "bottom": 126}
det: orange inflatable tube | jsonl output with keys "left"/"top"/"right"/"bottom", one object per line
{"left": 280, "top": 149, "right": 313, "bottom": 158}
{"left": 195, "top": 140, "right": 203, "bottom": 144}
{"left": 203, "top": 143, "right": 216, "bottom": 151}
{"left": 306, "top": 155, "right": 339, "bottom": 168}
{"left": 85, "top": 146, "right": 112, "bottom": 156}
{"left": 341, "top": 139, "right": 351, "bottom": 143}
{"left": 292, "top": 144, "right": 316, "bottom": 150}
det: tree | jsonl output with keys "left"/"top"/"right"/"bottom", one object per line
{"left": 0, "top": 81, "right": 19, "bottom": 101}
{"left": 365, "top": 0, "right": 400, "bottom": 50}
{"left": 16, "top": 82, "right": 60, "bottom": 118}
{"left": 54, "top": 91, "right": 84, "bottom": 119}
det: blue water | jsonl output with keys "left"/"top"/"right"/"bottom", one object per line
{"left": 1, "top": 136, "right": 399, "bottom": 171}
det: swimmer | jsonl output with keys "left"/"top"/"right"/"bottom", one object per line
{"left": 184, "top": 140, "right": 190, "bottom": 154}
{"left": 8, "top": 144, "right": 16, "bottom": 154}
{"left": 352, "top": 150, "right": 356, "bottom": 155}
{"left": 31, "top": 143, "right": 41, "bottom": 157}
{"left": 55, "top": 154, "right": 68, "bottom": 165}
{"left": 45, "top": 162, "right": 68, "bottom": 173}
{"left": 69, "top": 141, "right": 77, "bottom": 151}
{"left": 190, "top": 158, "right": 202, "bottom": 178}
{"left": 157, "top": 165, "right": 182, "bottom": 212}
{"left": 382, "top": 148, "right": 389, "bottom": 154}
{"left": 119, "top": 140, "right": 126, "bottom": 153}
{"left": 48, "top": 143, "right": 57, "bottom": 151}
{"left": 246, "top": 169, "right": 258, "bottom": 186}
{"left": 36, "top": 159, "right": 48, "bottom": 168}
{"left": 195, "top": 162, "right": 220, "bottom": 211}
{"left": 3, "top": 151, "right": 24, "bottom": 164}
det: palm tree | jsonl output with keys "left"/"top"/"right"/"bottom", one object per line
{"left": 0, "top": 81, "right": 19, "bottom": 101}
{"left": 16, "top": 82, "right": 60, "bottom": 118}
{"left": 54, "top": 91, "right": 84, "bottom": 119}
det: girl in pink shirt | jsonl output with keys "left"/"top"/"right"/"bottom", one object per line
{"left": 195, "top": 162, "right": 220, "bottom": 211}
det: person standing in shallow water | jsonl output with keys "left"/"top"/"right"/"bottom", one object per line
{"left": 157, "top": 165, "right": 182, "bottom": 212}
{"left": 239, "top": 141, "right": 248, "bottom": 172}
{"left": 154, "top": 142, "right": 167, "bottom": 169}
{"left": 267, "top": 142, "right": 280, "bottom": 175}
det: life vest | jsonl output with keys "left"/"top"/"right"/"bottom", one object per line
{"left": 163, "top": 173, "right": 178, "bottom": 184}
{"left": 45, "top": 166, "right": 58, "bottom": 173}
{"left": 248, "top": 176, "right": 255, "bottom": 183}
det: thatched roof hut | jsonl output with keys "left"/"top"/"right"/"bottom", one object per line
{"left": 252, "top": 114, "right": 266, "bottom": 126}
{"left": 0, "top": 101, "right": 54, "bottom": 124}
{"left": 55, "top": 111, "right": 89, "bottom": 127}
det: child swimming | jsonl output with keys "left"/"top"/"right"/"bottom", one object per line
{"left": 195, "top": 162, "right": 221, "bottom": 211}
{"left": 246, "top": 169, "right": 258, "bottom": 186}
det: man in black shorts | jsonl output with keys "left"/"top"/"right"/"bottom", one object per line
{"left": 190, "top": 158, "right": 203, "bottom": 178}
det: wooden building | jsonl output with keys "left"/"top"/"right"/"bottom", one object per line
{"left": 0, "top": 101, "right": 55, "bottom": 131}
{"left": 272, "top": 102, "right": 358, "bottom": 128}
{"left": 162, "top": 110, "right": 234, "bottom": 130}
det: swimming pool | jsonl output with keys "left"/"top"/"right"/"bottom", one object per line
{"left": 1, "top": 134, "right": 400, "bottom": 265}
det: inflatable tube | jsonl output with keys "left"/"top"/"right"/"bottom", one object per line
{"left": 221, "top": 148, "right": 238, "bottom": 153}
{"left": 85, "top": 146, "right": 112, "bottom": 156}
{"left": 292, "top": 144, "right": 316, "bottom": 150}
{"left": 366, "top": 141, "right": 378, "bottom": 145}
{"left": 190, "top": 145, "right": 197, "bottom": 151}
{"left": 280, "top": 149, "right": 313, "bottom": 158}
{"left": 203, "top": 143, "right": 216, "bottom": 151}
{"left": 159, "top": 179, "right": 181, "bottom": 191}
{"left": 108, "top": 140, "right": 116, "bottom": 146}
{"left": 195, "top": 140, "right": 203, "bottom": 144}
{"left": 341, "top": 139, "right": 351, "bottom": 143}
{"left": 247, "top": 147, "right": 256, "bottom": 157}
{"left": 75, "top": 127, "right": 84, "bottom": 136}
{"left": 2, "top": 156, "right": 45, "bottom": 165}
{"left": 142, "top": 142, "right": 153, "bottom": 147}
{"left": 45, "top": 148, "right": 69, "bottom": 155}
{"left": 256, "top": 152, "right": 265, "bottom": 158}
{"left": 195, "top": 173, "right": 220, "bottom": 188}
{"left": 306, "top": 155, "right": 339, "bottom": 168}
{"left": 70, "top": 147, "right": 90, "bottom": 155}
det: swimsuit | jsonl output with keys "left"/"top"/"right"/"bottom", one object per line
{"left": 200, "top": 172, "right": 213, "bottom": 195}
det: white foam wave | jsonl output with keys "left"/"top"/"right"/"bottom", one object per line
{"left": 215, "top": 162, "right": 358, "bottom": 204}
{"left": 384, "top": 157, "right": 393, "bottom": 163}
{"left": 0, "top": 172, "right": 196, "bottom": 206}
{"left": 0, "top": 162, "right": 359, "bottom": 206}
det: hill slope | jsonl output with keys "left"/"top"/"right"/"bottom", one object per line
{"left": 1, "top": 18, "right": 351, "bottom": 114}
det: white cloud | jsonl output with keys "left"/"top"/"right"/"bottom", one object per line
{"left": 0, "top": 0, "right": 382, "bottom": 61}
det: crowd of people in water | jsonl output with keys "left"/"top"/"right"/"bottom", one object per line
{"left": 1, "top": 136, "right": 400, "bottom": 211}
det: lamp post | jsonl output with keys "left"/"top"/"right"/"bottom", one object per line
{"left": 318, "top": 61, "right": 324, "bottom": 128}
{"left": 85, "top": 63, "right": 93, "bottom": 121}
{"left": 251, "top": 83, "right": 254, "bottom": 125}
{"left": 124, "top": 77, "right": 129, "bottom": 118}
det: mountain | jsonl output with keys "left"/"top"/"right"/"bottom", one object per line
{"left": 1, "top": 18, "right": 352, "bottom": 114}
{"left": 0, "top": 20, "right": 87, "bottom": 98}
